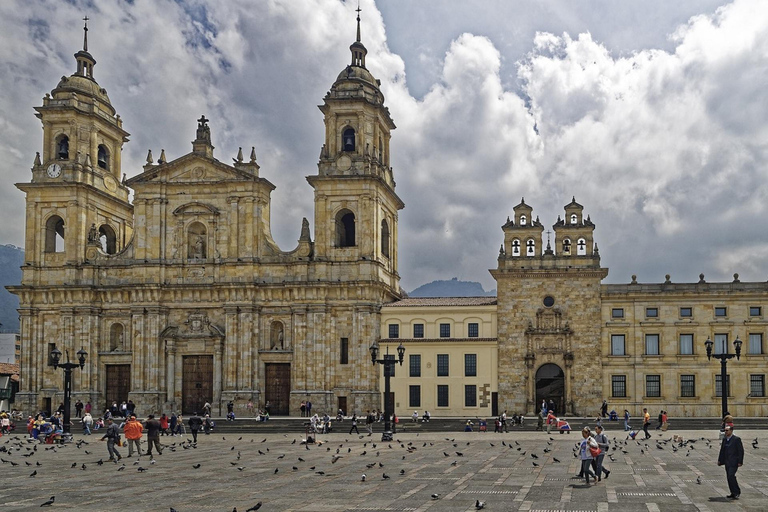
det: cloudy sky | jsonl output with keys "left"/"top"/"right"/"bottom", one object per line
{"left": 0, "top": 0, "right": 766, "bottom": 292}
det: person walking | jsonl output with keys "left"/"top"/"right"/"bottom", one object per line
{"left": 169, "top": 413, "right": 178, "bottom": 436}
{"left": 717, "top": 425, "right": 744, "bottom": 500}
{"left": 642, "top": 408, "right": 652, "bottom": 439}
{"left": 592, "top": 425, "right": 611, "bottom": 481}
{"left": 123, "top": 415, "right": 143, "bottom": 458}
{"left": 623, "top": 409, "right": 631, "bottom": 431}
{"left": 541, "top": 399, "right": 548, "bottom": 418}
{"left": 365, "top": 410, "right": 374, "bottom": 436}
{"left": 82, "top": 412, "right": 93, "bottom": 435}
{"left": 348, "top": 414, "right": 360, "bottom": 435}
{"left": 144, "top": 414, "right": 163, "bottom": 457}
{"left": 188, "top": 412, "right": 202, "bottom": 443}
{"left": 578, "top": 427, "right": 597, "bottom": 485}
{"left": 100, "top": 418, "right": 122, "bottom": 462}
{"left": 601, "top": 400, "right": 608, "bottom": 418}
{"left": 203, "top": 414, "right": 213, "bottom": 434}
{"left": 75, "top": 399, "right": 83, "bottom": 418}
{"left": 546, "top": 410, "right": 556, "bottom": 435}
{"left": 159, "top": 413, "right": 169, "bottom": 435}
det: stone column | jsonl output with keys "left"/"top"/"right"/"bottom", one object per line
{"left": 223, "top": 305, "right": 239, "bottom": 390}
{"left": 213, "top": 339, "right": 223, "bottom": 415}
{"left": 165, "top": 339, "right": 176, "bottom": 404}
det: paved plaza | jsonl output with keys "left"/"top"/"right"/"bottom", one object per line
{"left": 1, "top": 428, "right": 767, "bottom": 511}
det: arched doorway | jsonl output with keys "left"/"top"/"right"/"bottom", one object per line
{"left": 536, "top": 363, "right": 565, "bottom": 415}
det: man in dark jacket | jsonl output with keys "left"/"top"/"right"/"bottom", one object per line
{"left": 188, "top": 413, "right": 203, "bottom": 443}
{"left": 717, "top": 425, "right": 745, "bottom": 499}
{"left": 100, "top": 418, "right": 122, "bottom": 461}
{"left": 144, "top": 414, "right": 163, "bottom": 457}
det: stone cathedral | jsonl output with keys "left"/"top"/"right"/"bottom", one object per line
{"left": 11, "top": 19, "right": 402, "bottom": 417}
{"left": 11, "top": 19, "right": 768, "bottom": 419}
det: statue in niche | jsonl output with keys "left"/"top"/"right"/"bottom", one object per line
{"left": 270, "top": 322, "right": 284, "bottom": 350}
{"left": 191, "top": 235, "right": 206, "bottom": 259}
{"left": 88, "top": 223, "right": 99, "bottom": 243}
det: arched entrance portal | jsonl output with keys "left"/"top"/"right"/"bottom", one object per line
{"left": 536, "top": 363, "right": 565, "bottom": 415}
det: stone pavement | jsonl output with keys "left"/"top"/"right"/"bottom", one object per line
{"left": 0, "top": 429, "right": 766, "bottom": 511}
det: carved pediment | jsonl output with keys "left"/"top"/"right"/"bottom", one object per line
{"left": 126, "top": 153, "right": 262, "bottom": 186}
{"left": 173, "top": 202, "right": 220, "bottom": 217}
{"left": 526, "top": 307, "right": 571, "bottom": 334}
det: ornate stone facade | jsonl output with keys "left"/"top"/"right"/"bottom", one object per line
{"left": 11, "top": 20, "right": 403, "bottom": 417}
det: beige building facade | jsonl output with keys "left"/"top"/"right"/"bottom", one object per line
{"left": 10, "top": 20, "right": 768, "bottom": 420}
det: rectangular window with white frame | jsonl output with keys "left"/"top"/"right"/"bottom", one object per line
{"left": 388, "top": 324, "right": 399, "bottom": 339}
{"left": 413, "top": 323, "right": 424, "bottom": 338}
{"left": 645, "top": 334, "right": 660, "bottom": 355}
{"left": 748, "top": 333, "right": 763, "bottom": 355}
{"left": 611, "top": 334, "right": 625, "bottom": 356}
{"left": 464, "top": 354, "right": 477, "bottom": 377}
{"left": 679, "top": 334, "right": 694, "bottom": 355}
{"left": 750, "top": 375, "right": 765, "bottom": 397}
{"left": 439, "top": 323, "right": 451, "bottom": 338}
{"left": 468, "top": 323, "right": 479, "bottom": 338}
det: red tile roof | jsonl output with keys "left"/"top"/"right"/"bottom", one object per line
{"left": 0, "top": 362, "right": 19, "bottom": 382}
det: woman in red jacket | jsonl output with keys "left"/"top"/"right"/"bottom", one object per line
{"left": 159, "top": 413, "right": 169, "bottom": 436}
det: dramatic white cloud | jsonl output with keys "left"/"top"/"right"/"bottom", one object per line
{"left": 0, "top": 0, "right": 766, "bottom": 292}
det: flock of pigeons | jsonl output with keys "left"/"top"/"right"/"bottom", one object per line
{"left": 2, "top": 427, "right": 759, "bottom": 509}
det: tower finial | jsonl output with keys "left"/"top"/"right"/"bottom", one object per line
{"left": 83, "top": 16, "right": 89, "bottom": 52}
{"left": 356, "top": 1, "right": 362, "bottom": 43}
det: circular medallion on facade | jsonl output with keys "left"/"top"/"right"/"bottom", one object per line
{"left": 543, "top": 296, "right": 555, "bottom": 308}
{"left": 103, "top": 175, "right": 117, "bottom": 192}
{"left": 337, "top": 155, "right": 351, "bottom": 170}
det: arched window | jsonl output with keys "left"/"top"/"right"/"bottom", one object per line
{"left": 577, "top": 237, "right": 587, "bottom": 255}
{"left": 511, "top": 239, "right": 521, "bottom": 257}
{"left": 270, "top": 321, "right": 285, "bottom": 350}
{"left": 109, "top": 323, "right": 124, "bottom": 352}
{"left": 44, "top": 215, "right": 65, "bottom": 253}
{"left": 342, "top": 127, "right": 356, "bottom": 152}
{"left": 381, "top": 219, "right": 390, "bottom": 258}
{"left": 99, "top": 224, "right": 117, "bottom": 254}
{"left": 97, "top": 145, "right": 110, "bottom": 170}
{"left": 56, "top": 135, "right": 69, "bottom": 160}
{"left": 562, "top": 238, "right": 572, "bottom": 255}
{"left": 570, "top": 213, "right": 578, "bottom": 225}
{"left": 526, "top": 238, "right": 536, "bottom": 256}
{"left": 335, "top": 209, "right": 356, "bottom": 247}
{"left": 187, "top": 221, "right": 207, "bottom": 259}
{"left": 520, "top": 214, "right": 527, "bottom": 226}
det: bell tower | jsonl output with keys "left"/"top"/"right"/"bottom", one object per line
{"left": 307, "top": 7, "right": 404, "bottom": 290}
{"left": 18, "top": 18, "right": 133, "bottom": 266}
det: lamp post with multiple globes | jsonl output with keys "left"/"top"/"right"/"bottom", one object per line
{"left": 50, "top": 347, "right": 87, "bottom": 441}
{"left": 369, "top": 342, "right": 405, "bottom": 441}
{"left": 704, "top": 335, "right": 742, "bottom": 419}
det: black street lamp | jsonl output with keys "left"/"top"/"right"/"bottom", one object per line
{"left": 50, "top": 347, "right": 87, "bottom": 441}
{"left": 705, "top": 335, "right": 742, "bottom": 419}
{"left": 370, "top": 341, "right": 405, "bottom": 441}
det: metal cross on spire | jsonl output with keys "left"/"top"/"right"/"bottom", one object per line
{"left": 83, "top": 16, "right": 89, "bottom": 51}
{"left": 356, "top": 1, "right": 362, "bottom": 42}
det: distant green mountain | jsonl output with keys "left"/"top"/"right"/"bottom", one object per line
{"left": 408, "top": 277, "right": 496, "bottom": 298}
{"left": 0, "top": 245, "right": 23, "bottom": 332}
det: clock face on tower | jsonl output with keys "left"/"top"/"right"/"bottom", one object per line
{"left": 46, "top": 163, "right": 62, "bottom": 178}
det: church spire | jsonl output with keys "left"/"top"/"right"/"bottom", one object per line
{"left": 350, "top": 2, "right": 367, "bottom": 68}
{"left": 83, "top": 15, "right": 89, "bottom": 51}
{"left": 74, "top": 15, "right": 96, "bottom": 79}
